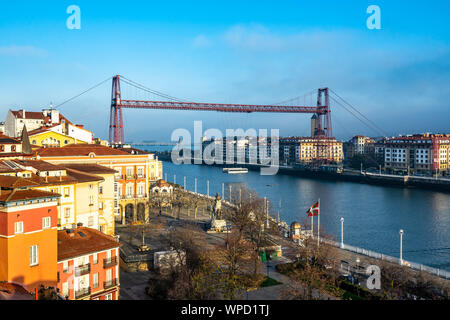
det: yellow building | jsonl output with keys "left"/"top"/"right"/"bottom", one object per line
{"left": 28, "top": 129, "right": 86, "bottom": 148}
{"left": 280, "top": 137, "right": 344, "bottom": 165}
{"left": 62, "top": 164, "right": 117, "bottom": 236}
{"left": 35, "top": 144, "right": 163, "bottom": 225}
{"left": 0, "top": 159, "right": 118, "bottom": 235}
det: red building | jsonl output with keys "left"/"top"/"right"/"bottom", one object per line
{"left": 56, "top": 226, "right": 120, "bottom": 300}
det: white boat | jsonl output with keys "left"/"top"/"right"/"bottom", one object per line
{"left": 223, "top": 167, "right": 248, "bottom": 174}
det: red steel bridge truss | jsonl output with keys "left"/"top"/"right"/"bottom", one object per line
{"left": 109, "top": 75, "right": 333, "bottom": 144}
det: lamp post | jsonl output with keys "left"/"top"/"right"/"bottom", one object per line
{"left": 340, "top": 217, "right": 345, "bottom": 249}
{"left": 399, "top": 229, "right": 404, "bottom": 266}
{"left": 194, "top": 178, "right": 197, "bottom": 193}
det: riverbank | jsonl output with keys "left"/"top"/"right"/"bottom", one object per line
{"left": 153, "top": 151, "right": 450, "bottom": 193}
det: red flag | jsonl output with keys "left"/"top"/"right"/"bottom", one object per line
{"left": 306, "top": 201, "right": 320, "bottom": 217}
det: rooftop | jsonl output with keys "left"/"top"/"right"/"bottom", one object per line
{"left": 0, "top": 133, "right": 20, "bottom": 144}
{"left": 62, "top": 163, "right": 117, "bottom": 174}
{"left": 0, "top": 189, "right": 60, "bottom": 203}
{"left": 0, "top": 175, "right": 40, "bottom": 188}
{"left": 58, "top": 227, "right": 119, "bottom": 261}
{"left": 0, "top": 282, "right": 33, "bottom": 300}
{"left": 13, "top": 160, "right": 67, "bottom": 172}
{"left": 64, "top": 168, "right": 104, "bottom": 183}
{"left": 11, "top": 110, "right": 45, "bottom": 120}
{"left": 36, "top": 144, "right": 130, "bottom": 157}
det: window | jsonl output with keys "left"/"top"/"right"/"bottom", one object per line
{"left": 64, "top": 187, "right": 70, "bottom": 197}
{"left": 89, "top": 195, "right": 94, "bottom": 205}
{"left": 63, "top": 261, "right": 69, "bottom": 273}
{"left": 11, "top": 145, "right": 16, "bottom": 152}
{"left": 14, "top": 221, "right": 24, "bottom": 234}
{"left": 106, "top": 268, "right": 112, "bottom": 282}
{"left": 42, "top": 217, "right": 51, "bottom": 229}
{"left": 99, "top": 202, "right": 103, "bottom": 210}
{"left": 93, "top": 273, "right": 99, "bottom": 289}
{"left": 88, "top": 216, "right": 94, "bottom": 227}
{"left": 99, "top": 186, "right": 103, "bottom": 194}
{"left": 137, "top": 167, "right": 144, "bottom": 177}
{"left": 62, "top": 282, "right": 69, "bottom": 298}
{"left": 93, "top": 253, "right": 98, "bottom": 264}
{"left": 30, "top": 245, "right": 39, "bottom": 266}
{"left": 105, "top": 293, "right": 113, "bottom": 300}
{"left": 126, "top": 168, "right": 133, "bottom": 177}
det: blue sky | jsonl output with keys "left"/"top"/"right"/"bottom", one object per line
{"left": 0, "top": 0, "right": 449, "bottom": 142}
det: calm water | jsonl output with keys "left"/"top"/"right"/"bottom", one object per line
{"left": 141, "top": 146, "right": 450, "bottom": 270}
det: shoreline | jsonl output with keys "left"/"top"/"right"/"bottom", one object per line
{"left": 151, "top": 152, "right": 450, "bottom": 193}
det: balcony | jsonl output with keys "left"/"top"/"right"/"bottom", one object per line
{"left": 103, "top": 256, "right": 118, "bottom": 268}
{"left": 74, "top": 264, "right": 91, "bottom": 277}
{"left": 103, "top": 279, "right": 118, "bottom": 290}
{"left": 120, "top": 194, "right": 148, "bottom": 200}
{"left": 75, "top": 287, "right": 91, "bottom": 299}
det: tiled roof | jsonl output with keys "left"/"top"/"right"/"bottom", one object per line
{"left": 13, "top": 160, "right": 67, "bottom": 171}
{"left": 11, "top": 110, "right": 45, "bottom": 120}
{"left": 0, "top": 134, "right": 20, "bottom": 144}
{"left": 37, "top": 144, "right": 130, "bottom": 157}
{"left": 0, "top": 189, "right": 60, "bottom": 203}
{"left": 28, "top": 124, "right": 60, "bottom": 136}
{"left": 26, "top": 173, "right": 78, "bottom": 186}
{"left": 0, "top": 175, "right": 40, "bottom": 188}
{"left": 64, "top": 168, "right": 104, "bottom": 183}
{"left": 117, "top": 147, "right": 150, "bottom": 155}
{"left": 58, "top": 227, "right": 119, "bottom": 261}
{"left": 0, "top": 282, "right": 33, "bottom": 300}
{"left": 62, "top": 163, "right": 117, "bottom": 174}
{"left": 151, "top": 179, "right": 171, "bottom": 188}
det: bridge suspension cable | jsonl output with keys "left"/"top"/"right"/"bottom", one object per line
{"left": 54, "top": 76, "right": 113, "bottom": 109}
{"left": 330, "top": 89, "right": 388, "bottom": 137}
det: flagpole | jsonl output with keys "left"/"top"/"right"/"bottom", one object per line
{"left": 317, "top": 198, "right": 320, "bottom": 247}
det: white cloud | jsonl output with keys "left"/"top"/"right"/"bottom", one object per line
{"left": 0, "top": 45, "right": 47, "bottom": 57}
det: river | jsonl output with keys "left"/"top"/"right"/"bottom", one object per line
{"left": 140, "top": 146, "right": 450, "bottom": 271}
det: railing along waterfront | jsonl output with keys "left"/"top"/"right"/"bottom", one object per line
{"left": 319, "top": 238, "right": 450, "bottom": 280}
{"left": 172, "top": 183, "right": 450, "bottom": 280}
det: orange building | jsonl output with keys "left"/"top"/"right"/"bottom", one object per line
{"left": 0, "top": 176, "right": 60, "bottom": 291}
{"left": 57, "top": 226, "right": 120, "bottom": 300}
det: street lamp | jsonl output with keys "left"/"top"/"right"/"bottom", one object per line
{"left": 399, "top": 229, "right": 404, "bottom": 266}
{"left": 340, "top": 217, "right": 345, "bottom": 249}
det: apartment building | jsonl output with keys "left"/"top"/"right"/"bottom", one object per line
{"left": 35, "top": 144, "right": 163, "bottom": 224}
{"left": 57, "top": 226, "right": 120, "bottom": 300}
{"left": 381, "top": 134, "right": 450, "bottom": 176}
{"left": 62, "top": 164, "right": 117, "bottom": 236}
{"left": 280, "top": 136, "right": 344, "bottom": 165}
{"left": 344, "top": 135, "right": 375, "bottom": 159}
{"left": 0, "top": 176, "right": 60, "bottom": 291}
